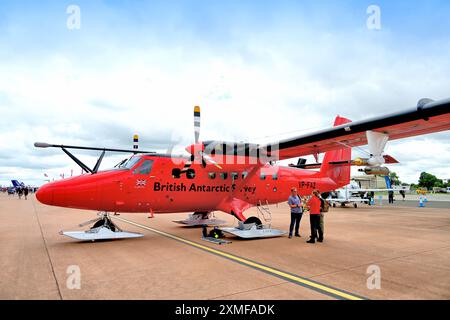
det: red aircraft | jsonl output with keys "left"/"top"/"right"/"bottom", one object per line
{"left": 35, "top": 98, "right": 450, "bottom": 240}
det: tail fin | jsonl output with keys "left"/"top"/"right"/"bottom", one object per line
{"left": 11, "top": 180, "right": 21, "bottom": 188}
{"left": 320, "top": 116, "right": 352, "bottom": 188}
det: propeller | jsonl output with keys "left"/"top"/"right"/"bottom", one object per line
{"left": 194, "top": 106, "right": 201, "bottom": 144}
{"left": 182, "top": 106, "right": 222, "bottom": 172}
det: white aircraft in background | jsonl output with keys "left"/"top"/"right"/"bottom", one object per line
{"left": 327, "top": 181, "right": 391, "bottom": 208}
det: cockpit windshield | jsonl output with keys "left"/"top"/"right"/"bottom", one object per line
{"left": 119, "top": 156, "right": 142, "bottom": 169}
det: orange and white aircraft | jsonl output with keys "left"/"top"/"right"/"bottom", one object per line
{"left": 35, "top": 98, "right": 450, "bottom": 240}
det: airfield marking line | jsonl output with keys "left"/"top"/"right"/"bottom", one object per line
{"left": 31, "top": 198, "right": 63, "bottom": 300}
{"left": 114, "top": 216, "right": 366, "bottom": 301}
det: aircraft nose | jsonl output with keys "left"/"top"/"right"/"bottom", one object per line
{"left": 36, "top": 184, "right": 53, "bottom": 205}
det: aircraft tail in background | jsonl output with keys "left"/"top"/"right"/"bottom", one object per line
{"left": 11, "top": 180, "right": 25, "bottom": 188}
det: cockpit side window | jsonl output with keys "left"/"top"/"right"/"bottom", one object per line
{"left": 133, "top": 160, "right": 154, "bottom": 175}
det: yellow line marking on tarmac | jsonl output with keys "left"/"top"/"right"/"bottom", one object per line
{"left": 114, "top": 216, "right": 365, "bottom": 300}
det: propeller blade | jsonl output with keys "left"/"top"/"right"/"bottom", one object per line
{"left": 194, "top": 106, "right": 201, "bottom": 144}
{"left": 202, "top": 152, "right": 222, "bottom": 170}
{"left": 183, "top": 105, "right": 222, "bottom": 171}
{"left": 366, "top": 131, "right": 389, "bottom": 156}
{"left": 180, "top": 154, "right": 195, "bottom": 173}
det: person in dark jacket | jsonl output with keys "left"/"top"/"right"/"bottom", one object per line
{"left": 306, "top": 190, "right": 323, "bottom": 244}
{"left": 17, "top": 187, "right": 23, "bottom": 199}
{"left": 388, "top": 190, "right": 395, "bottom": 204}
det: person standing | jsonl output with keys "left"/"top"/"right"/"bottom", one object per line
{"left": 24, "top": 187, "right": 29, "bottom": 200}
{"left": 287, "top": 187, "right": 303, "bottom": 239}
{"left": 318, "top": 194, "right": 328, "bottom": 240}
{"left": 17, "top": 187, "right": 23, "bottom": 199}
{"left": 307, "top": 190, "right": 323, "bottom": 244}
{"left": 399, "top": 189, "right": 406, "bottom": 201}
{"left": 388, "top": 190, "right": 394, "bottom": 204}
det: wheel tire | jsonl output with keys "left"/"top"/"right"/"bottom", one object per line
{"left": 208, "top": 228, "right": 223, "bottom": 239}
{"left": 244, "top": 216, "right": 263, "bottom": 227}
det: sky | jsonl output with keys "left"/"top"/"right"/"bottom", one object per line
{"left": 0, "top": 0, "right": 449, "bottom": 186}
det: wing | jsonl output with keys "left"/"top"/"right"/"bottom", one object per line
{"left": 349, "top": 189, "right": 393, "bottom": 192}
{"left": 260, "top": 98, "right": 450, "bottom": 161}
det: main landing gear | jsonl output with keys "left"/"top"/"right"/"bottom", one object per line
{"left": 218, "top": 202, "right": 286, "bottom": 239}
{"left": 243, "top": 216, "right": 263, "bottom": 229}
{"left": 60, "top": 212, "right": 143, "bottom": 241}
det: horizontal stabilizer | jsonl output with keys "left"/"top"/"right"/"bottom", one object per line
{"left": 383, "top": 155, "right": 399, "bottom": 164}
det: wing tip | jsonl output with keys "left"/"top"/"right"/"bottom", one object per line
{"left": 417, "top": 98, "right": 435, "bottom": 108}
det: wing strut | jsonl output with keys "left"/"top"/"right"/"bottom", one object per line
{"left": 34, "top": 142, "right": 156, "bottom": 174}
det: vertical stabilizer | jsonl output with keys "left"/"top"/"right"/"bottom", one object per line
{"left": 320, "top": 116, "right": 352, "bottom": 188}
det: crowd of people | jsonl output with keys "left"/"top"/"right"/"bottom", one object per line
{"left": 2, "top": 186, "right": 36, "bottom": 199}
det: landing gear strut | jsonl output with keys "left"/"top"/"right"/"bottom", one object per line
{"left": 218, "top": 206, "right": 286, "bottom": 239}
{"left": 91, "top": 214, "right": 117, "bottom": 231}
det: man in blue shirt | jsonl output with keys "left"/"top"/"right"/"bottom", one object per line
{"left": 288, "top": 187, "right": 303, "bottom": 238}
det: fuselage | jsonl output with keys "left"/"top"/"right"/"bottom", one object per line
{"left": 36, "top": 154, "right": 345, "bottom": 220}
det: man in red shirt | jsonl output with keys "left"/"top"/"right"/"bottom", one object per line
{"left": 306, "top": 190, "right": 323, "bottom": 244}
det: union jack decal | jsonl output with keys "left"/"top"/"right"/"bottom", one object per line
{"left": 136, "top": 179, "right": 147, "bottom": 187}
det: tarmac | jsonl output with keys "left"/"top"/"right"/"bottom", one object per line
{"left": 1, "top": 193, "right": 450, "bottom": 300}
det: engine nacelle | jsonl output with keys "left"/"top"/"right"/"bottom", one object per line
{"left": 359, "top": 166, "right": 390, "bottom": 176}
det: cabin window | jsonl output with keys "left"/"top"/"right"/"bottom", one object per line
{"left": 272, "top": 173, "right": 278, "bottom": 180}
{"left": 260, "top": 172, "right": 266, "bottom": 180}
{"left": 186, "top": 169, "right": 196, "bottom": 179}
{"left": 231, "top": 172, "right": 239, "bottom": 181}
{"left": 133, "top": 160, "right": 154, "bottom": 175}
{"left": 172, "top": 168, "right": 181, "bottom": 179}
{"left": 242, "top": 171, "right": 248, "bottom": 179}
{"left": 220, "top": 172, "right": 228, "bottom": 180}
{"left": 208, "top": 172, "right": 216, "bottom": 179}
